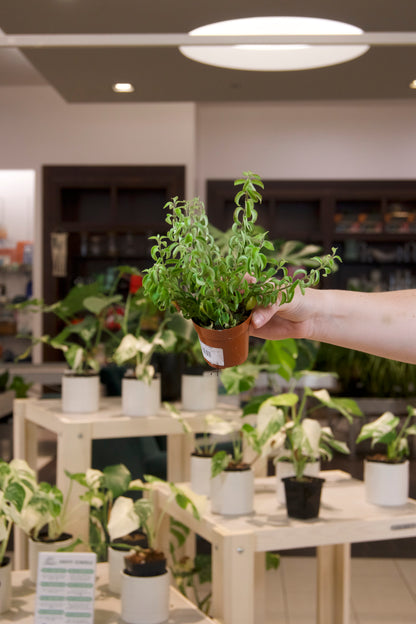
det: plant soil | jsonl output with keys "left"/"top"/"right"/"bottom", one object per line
{"left": 124, "top": 548, "right": 167, "bottom": 577}
{"left": 225, "top": 461, "right": 251, "bottom": 472}
{"left": 112, "top": 530, "right": 148, "bottom": 550}
{"left": 31, "top": 530, "right": 72, "bottom": 543}
{"left": 367, "top": 453, "right": 406, "bottom": 465}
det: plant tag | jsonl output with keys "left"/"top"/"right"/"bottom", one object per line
{"left": 199, "top": 339, "right": 224, "bottom": 367}
{"left": 34, "top": 551, "right": 96, "bottom": 624}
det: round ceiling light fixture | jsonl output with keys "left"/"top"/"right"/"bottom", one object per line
{"left": 179, "top": 16, "right": 369, "bottom": 71}
{"left": 112, "top": 82, "right": 135, "bottom": 93}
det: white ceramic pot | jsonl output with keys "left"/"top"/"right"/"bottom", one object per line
{"left": 108, "top": 546, "right": 127, "bottom": 594}
{"left": 210, "top": 468, "right": 254, "bottom": 515}
{"left": 276, "top": 460, "right": 321, "bottom": 505}
{"left": 121, "top": 570, "right": 170, "bottom": 624}
{"left": 364, "top": 458, "right": 409, "bottom": 506}
{"left": 0, "top": 557, "right": 11, "bottom": 614}
{"left": 181, "top": 372, "right": 218, "bottom": 411}
{"left": 61, "top": 372, "right": 100, "bottom": 414}
{"left": 122, "top": 376, "right": 161, "bottom": 417}
{"left": 29, "top": 534, "right": 74, "bottom": 583}
{"left": 190, "top": 454, "right": 212, "bottom": 496}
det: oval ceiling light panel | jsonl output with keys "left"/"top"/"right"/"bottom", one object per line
{"left": 179, "top": 16, "right": 369, "bottom": 71}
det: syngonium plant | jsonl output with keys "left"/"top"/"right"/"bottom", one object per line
{"left": 143, "top": 171, "right": 340, "bottom": 330}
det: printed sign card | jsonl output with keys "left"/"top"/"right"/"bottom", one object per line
{"left": 34, "top": 551, "right": 97, "bottom": 624}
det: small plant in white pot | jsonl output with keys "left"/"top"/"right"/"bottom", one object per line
{"left": 24, "top": 480, "right": 80, "bottom": 583}
{"left": 0, "top": 458, "right": 37, "bottom": 613}
{"left": 209, "top": 409, "right": 284, "bottom": 516}
{"left": 107, "top": 475, "right": 205, "bottom": 624}
{"left": 356, "top": 407, "right": 416, "bottom": 506}
{"left": 14, "top": 282, "right": 123, "bottom": 413}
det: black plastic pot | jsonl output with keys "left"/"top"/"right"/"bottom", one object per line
{"left": 124, "top": 549, "right": 167, "bottom": 577}
{"left": 282, "top": 476, "right": 325, "bottom": 520}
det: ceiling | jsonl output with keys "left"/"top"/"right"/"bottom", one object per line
{"left": 0, "top": 0, "right": 416, "bottom": 103}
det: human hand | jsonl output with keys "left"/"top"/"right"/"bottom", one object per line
{"left": 249, "top": 288, "right": 318, "bottom": 341}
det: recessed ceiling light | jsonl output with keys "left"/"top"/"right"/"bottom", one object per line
{"left": 112, "top": 82, "right": 135, "bottom": 93}
{"left": 179, "top": 16, "right": 369, "bottom": 71}
{"left": 409, "top": 80, "right": 416, "bottom": 89}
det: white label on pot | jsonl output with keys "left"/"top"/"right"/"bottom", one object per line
{"left": 199, "top": 339, "right": 224, "bottom": 367}
{"left": 35, "top": 551, "right": 96, "bottom": 624}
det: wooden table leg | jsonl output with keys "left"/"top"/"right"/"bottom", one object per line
{"left": 12, "top": 399, "right": 37, "bottom": 569}
{"left": 167, "top": 433, "right": 195, "bottom": 483}
{"left": 316, "top": 543, "right": 350, "bottom": 624}
{"left": 211, "top": 530, "right": 256, "bottom": 624}
{"left": 57, "top": 420, "right": 92, "bottom": 545}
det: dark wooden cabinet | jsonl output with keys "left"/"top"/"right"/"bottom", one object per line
{"left": 42, "top": 165, "right": 185, "bottom": 303}
{"left": 207, "top": 179, "right": 416, "bottom": 291}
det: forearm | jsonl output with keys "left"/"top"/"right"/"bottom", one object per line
{"left": 308, "top": 289, "right": 416, "bottom": 364}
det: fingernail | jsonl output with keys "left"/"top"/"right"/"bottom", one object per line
{"left": 252, "top": 311, "right": 264, "bottom": 327}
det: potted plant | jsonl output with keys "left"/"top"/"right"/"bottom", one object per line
{"left": 248, "top": 388, "right": 361, "bottom": 518}
{"left": 24, "top": 480, "right": 79, "bottom": 583}
{"left": 209, "top": 409, "right": 283, "bottom": 516}
{"left": 143, "top": 172, "right": 339, "bottom": 369}
{"left": 13, "top": 282, "right": 123, "bottom": 413}
{"left": 113, "top": 321, "right": 177, "bottom": 418}
{"left": 106, "top": 474, "right": 205, "bottom": 624}
{"left": 0, "top": 458, "right": 37, "bottom": 613}
{"left": 356, "top": 407, "right": 416, "bottom": 506}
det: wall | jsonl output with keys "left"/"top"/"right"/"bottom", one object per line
{"left": 196, "top": 101, "right": 416, "bottom": 199}
{"left": 0, "top": 86, "right": 197, "bottom": 299}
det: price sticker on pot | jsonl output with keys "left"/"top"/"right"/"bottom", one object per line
{"left": 34, "top": 552, "right": 96, "bottom": 624}
{"left": 199, "top": 339, "right": 224, "bottom": 367}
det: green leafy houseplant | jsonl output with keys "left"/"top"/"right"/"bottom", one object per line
{"left": 356, "top": 407, "right": 416, "bottom": 462}
{"left": 143, "top": 172, "right": 339, "bottom": 366}
{"left": 0, "top": 458, "right": 37, "bottom": 566}
{"left": 248, "top": 388, "right": 362, "bottom": 481}
{"left": 14, "top": 282, "right": 123, "bottom": 374}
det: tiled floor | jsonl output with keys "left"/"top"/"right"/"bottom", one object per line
{"left": 266, "top": 556, "right": 416, "bottom": 624}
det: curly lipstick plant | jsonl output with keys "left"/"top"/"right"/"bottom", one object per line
{"left": 143, "top": 172, "right": 339, "bottom": 331}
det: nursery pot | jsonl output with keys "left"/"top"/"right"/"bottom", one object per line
{"left": 192, "top": 314, "right": 252, "bottom": 369}
{"left": 190, "top": 452, "right": 213, "bottom": 496}
{"left": 276, "top": 460, "right": 320, "bottom": 505}
{"left": 364, "top": 457, "right": 409, "bottom": 506}
{"left": 61, "top": 371, "right": 100, "bottom": 414}
{"left": 181, "top": 371, "right": 218, "bottom": 411}
{"left": 210, "top": 465, "right": 254, "bottom": 515}
{"left": 282, "top": 476, "right": 325, "bottom": 520}
{"left": 29, "top": 532, "right": 73, "bottom": 583}
{"left": 108, "top": 531, "right": 148, "bottom": 594}
{"left": 121, "top": 551, "right": 169, "bottom": 624}
{"left": 0, "top": 557, "right": 11, "bottom": 614}
{"left": 121, "top": 375, "right": 161, "bottom": 417}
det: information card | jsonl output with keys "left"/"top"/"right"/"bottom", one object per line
{"left": 34, "top": 551, "right": 97, "bottom": 624}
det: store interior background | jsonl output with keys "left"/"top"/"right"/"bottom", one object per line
{"left": 1, "top": 4, "right": 416, "bottom": 621}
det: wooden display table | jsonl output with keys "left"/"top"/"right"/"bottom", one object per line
{"left": 12, "top": 396, "right": 240, "bottom": 569}
{"left": 154, "top": 471, "right": 416, "bottom": 624}
{"left": 4, "top": 563, "right": 214, "bottom": 624}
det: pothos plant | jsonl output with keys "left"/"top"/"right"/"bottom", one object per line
{"left": 143, "top": 172, "right": 339, "bottom": 330}
{"left": 244, "top": 388, "right": 362, "bottom": 480}
{"left": 13, "top": 282, "right": 123, "bottom": 374}
{"left": 356, "top": 407, "right": 416, "bottom": 463}
{"left": 0, "top": 458, "right": 37, "bottom": 566}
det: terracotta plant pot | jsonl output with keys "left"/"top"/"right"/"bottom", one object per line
{"left": 283, "top": 476, "right": 325, "bottom": 520}
{"left": 192, "top": 314, "right": 252, "bottom": 369}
